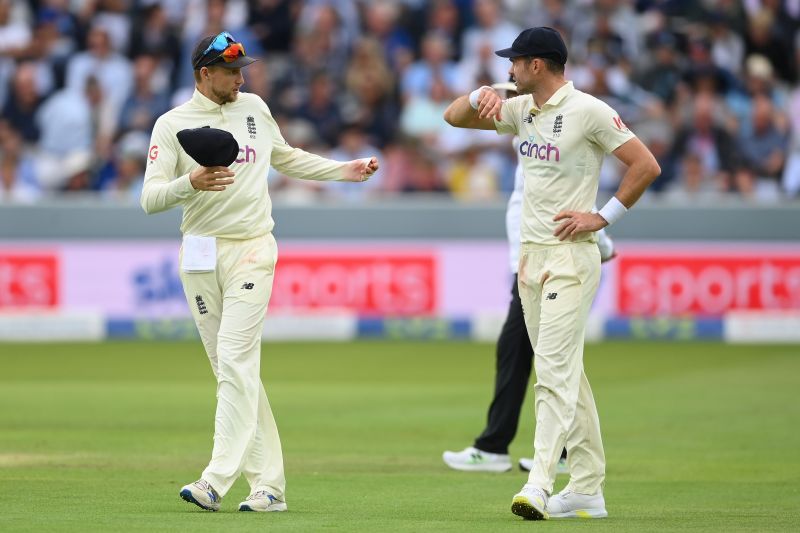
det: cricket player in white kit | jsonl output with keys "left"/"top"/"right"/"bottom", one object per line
{"left": 442, "top": 82, "right": 617, "bottom": 475}
{"left": 444, "top": 27, "right": 660, "bottom": 520}
{"left": 140, "top": 32, "right": 378, "bottom": 513}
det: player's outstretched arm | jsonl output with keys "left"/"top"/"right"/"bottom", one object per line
{"left": 444, "top": 87, "right": 502, "bottom": 130}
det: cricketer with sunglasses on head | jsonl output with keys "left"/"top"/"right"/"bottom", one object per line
{"left": 140, "top": 32, "right": 379, "bottom": 514}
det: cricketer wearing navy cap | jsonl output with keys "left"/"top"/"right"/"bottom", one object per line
{"left": 443, "top": 26, "right": 661, "bottom": 522}
{"left": 141, "top": 30, "right": 378, "bottom": 515}
{"left": 494, "top": 27, "right": 568, "bottom": 65}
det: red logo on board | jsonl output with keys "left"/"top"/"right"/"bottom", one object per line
{"left": 272, "top": 252, "right": 437, "bottom": 316}
{"left": 0, "top": 253, "right": 60, "bottom": 308}
{"left": 618, "top": 253, "right": 800, "bottom": 316}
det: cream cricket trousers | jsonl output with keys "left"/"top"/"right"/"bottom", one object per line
{"left": 518, "top": 241, "right": 604, "bottom": 495}
{"left": 179, "top": 233, "right": 286, "bottom": 500}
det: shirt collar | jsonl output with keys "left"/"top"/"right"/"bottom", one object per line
{"left": 529, "top": 81, "right": 573, "bottom": 113}
{"left": 191, "top": 88, "right": 224, "bottom": 111}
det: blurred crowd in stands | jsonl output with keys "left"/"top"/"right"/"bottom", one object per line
{"left": 0, "top": 0, "right": 799, "bottom": 204}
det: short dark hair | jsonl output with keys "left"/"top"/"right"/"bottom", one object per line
{"left": 540, "top": 57, "right": 565, "bottom": 74}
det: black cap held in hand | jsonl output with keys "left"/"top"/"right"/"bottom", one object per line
{"left": 495, "top": 27, "right": 568, "bottom": 65}
{"left": 177, "top": 127, "right": 240, "bottom": 167}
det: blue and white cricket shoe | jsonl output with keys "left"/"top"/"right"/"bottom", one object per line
{"left": 238, "top": 491, "right": 287, "bottom": 512}
{"left": 180, "top": 479, "right": 221, "bottom": 511}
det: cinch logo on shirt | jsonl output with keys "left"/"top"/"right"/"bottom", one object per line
{"left": 235, "top": 145, "right": 257, "bottom": 164}
{"left": 519, "top": 140, "right": 560, "bottom": 162}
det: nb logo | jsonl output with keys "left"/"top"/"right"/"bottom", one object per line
{"left": 241, "top": 282, "right": 254, "bottom": 290}
{"left": 546, "top": 292, "right": 558, "bottom": 300}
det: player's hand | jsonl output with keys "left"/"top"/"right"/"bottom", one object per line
{"left": 553, "top": 211, "right": 608, "bottom": 241}
{"left": 342, "top": 157, "right": 379, "bottom": 182}
{"left": 476, "top": 87, "right": 503, "bottom": 120}
{"left": 189, "top": 166, "right": 235, "bottom": 191}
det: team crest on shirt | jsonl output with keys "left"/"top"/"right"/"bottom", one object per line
{"left": 552, "top": 114, "right": 563, "bottom": 137}
{"left": 246, "top": 115, "right": 257, "bottom": 138}
{"left": 523, "top": 112, "right": 534, "bottom": 123}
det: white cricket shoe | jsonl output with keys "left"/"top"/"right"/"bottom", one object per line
{"left": 518, "top": 457, "right": 569, "bottom": 474}
{"left": 442, "top": 446, "right": 512, "bottom": 472}
{"left": 511, "top": 483, "right": 549, "bottom": 520}
{"left": 179, "top": 479, "right": 221, "bottom": 511}
{"left": 238, "top": 491, "right": 288, "bottom": 512}
{"left": 546, "top": 489, "right": 608, "bottom": 519}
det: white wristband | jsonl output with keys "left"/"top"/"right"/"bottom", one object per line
{"left": 598, "top": 196, "right": 628, "bottom": 226}
{"left": 469, "top": 86, "right": 492, "bottom": 110}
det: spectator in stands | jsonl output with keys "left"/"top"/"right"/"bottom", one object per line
{"left": 401, "top": 145, "right": 448, "bottom": 194}
{"left": 782, "top": 40, "right": 800, "bottom": 197}
{"left": 0, "top": 0, "right": 32, "bottom": 109}
{"left": 1, "top": 62, "right": 44, "bottom": 143}
{"left": 400, "top": 74, "right": 452, "bottom": 141}
{"left": 35, "top": 75, "right": 113, "bottom": 189}
{"left": 744, "top": 8, "right": 796, "bottom": 83}
{"left": 100, "top": 130, "right": 148, "bottom": 202}
{"left": 667, "top": 94, "right": 737, "bottom": 198}
{"left": 0, "top": 0, "right": 32, "bottom": 59}
{"left": 295, "top": 2, "right": 356, "bottom": 78}
{"left": 460, "top": 0, "right": 519, "bottom": 83}
{"left": 426, "top": 0, "right": 463, "bottom": 59}
{"left": 65, "top": 23, "right": 133, "bottom": 118}
{"left": 708, "top": 12, "right": 745, "bottom": 77}
{"left": 362, "top": 1, "right": 413, "bottom": 71}
{"left": 401, "top": 32, "right": 459, "bottom": 102}
{"left": 128, "top": 3, "right": 182, "bottom": 90}
{"left": 248, "top": 0, "right": 297, "bottom": 54}
{"left": 726, "top": 54, "right": 789, "bottom": 138}
{"left": 344, "top": 37, "right": 398, "bottom": 148}
{"left": 119, "top": 53, "right": 171, "bottom": 134}
{"left": 293, "top": 71, "right": 343, "bottom": 148}
{"left": 0, "top": 120, "right": 40, "bottom": 203}
{"left": 734, "top": 94, "right": 789, "bottom": 199}
{"left": 634, "top": 31, "right": 684, "bottom": 105}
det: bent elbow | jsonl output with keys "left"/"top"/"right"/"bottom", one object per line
{"left": 140, "top": 196, "right": 155, "bottom": 215}
{"left": 443, "top": 107, "right": 455, "bottom": 126}
{"left": 649, "top": 160, "right": 662, "bottom": 181}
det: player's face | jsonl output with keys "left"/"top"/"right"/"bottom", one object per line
{"left": 205, "top": 66, "right": 244, "bottom": 104}
{"left": 508, "top": 56, "right": 540, "bottom": 94}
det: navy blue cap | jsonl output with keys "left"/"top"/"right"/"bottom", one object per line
{"left": 495, "top": 27, "right": 568, "bottom": 65}
{"left": 177, "top": 127, "right": 239, "bottom": 167}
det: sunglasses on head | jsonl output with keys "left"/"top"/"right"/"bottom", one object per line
{"left": 196, "top": 31, "right": 247, "bottom": 68}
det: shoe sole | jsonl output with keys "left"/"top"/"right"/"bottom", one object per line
{"left": 238, "top": 503, "right": 288, "bottom": 512}
{"left": 180, "top": 488, "right": 219, "bottom": 512}
{"left": 511, "top": 496, "right": 549, "bottom": 520}
{"left": 549, "top": 509, "right": 608, "bottom": 519}
{"left": 444, "top": 460, "right": 512, "bottom": 473}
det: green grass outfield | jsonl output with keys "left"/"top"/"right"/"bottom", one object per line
{"left": 1, "top": 341, "right": 798, "bottom": 532}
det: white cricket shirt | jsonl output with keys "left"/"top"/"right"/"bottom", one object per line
{"left": 141, "top": 89, "right": 347, "bottom": 239}
{"left": 494, "top": 81, "right": 635, "bottom": 246}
